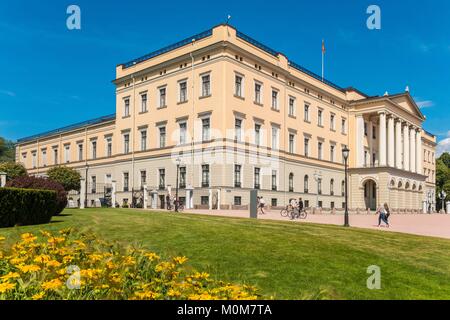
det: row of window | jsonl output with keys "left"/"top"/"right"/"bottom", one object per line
{"left": 233, "top": 196, "right": 342, "bottom": 209}
{"left": 122, "top": 73, "right": 348, "bottom": 135}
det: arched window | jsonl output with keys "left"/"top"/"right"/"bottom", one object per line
{"left": 330, "top": 179, "right": 334, "bottom": 196}
{"left": 304, "top": 175, "right": 309, "bottom": 193}
{"left": 341, "top": 180, "right": 345, "bottom": 196}
{"left": 289, "top": 173, "right": 294, "bottom": 192}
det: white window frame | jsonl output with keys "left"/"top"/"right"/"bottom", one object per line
{"left": 64, "top": 145, "right": 70, "bottom": 163}
{"left": 123, "top": 133, "right": 130, "bottom": 154}
{"left": 200, "top": 72, "right": 211, "bottom": 97}
{"left": 271, "top": 89, "right": 279, "bottom": 110}
{"left": 178, "top": 79, "right": 188, "bottom": 103}
{"left": 288, "top": 96, "right": 296, "bottom": 117}
{"left": 179, "top": 122, "right": 187, "bottom": 145}
{"left": 304, "top": 103, "right": 310, "bottom": 122}
{"left": 234, "top": 73, "right": 244, "bottom": 98}
{"left": 140, "top": 129, "right": 147, "bottom": 151}
{"left": 140, "top": 92, "right": 148, "bottom": 113}
{"left": 123, "top": 97, "right": 130, "bottom": 117}
{"left": 289, "top": 133, "right": 296, "bottom": 154}
{"left": 158, "top": 86, "right": 167, "bottom": 108}
{"left": 234, "top": 117, "right": 243, "bottom": 142}
{"left": 254, "top": 81, "right": 263, "bottom": 104}
{"left": 271, "top": 126, "right": 279, "bottom": 149}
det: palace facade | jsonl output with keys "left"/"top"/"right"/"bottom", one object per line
{"left": 15, "top": 24, "right": 437, "bottom": 212}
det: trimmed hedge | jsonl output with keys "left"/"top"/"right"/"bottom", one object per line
{"left": 0, "top": 187, "right": 57, "bottom": 227}
{"left": 5, "top": 176, "right": 67, "bottom": 215}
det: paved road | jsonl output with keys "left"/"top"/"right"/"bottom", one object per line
{"left": 163, "top": 208, "right": 450, "bottom": 240}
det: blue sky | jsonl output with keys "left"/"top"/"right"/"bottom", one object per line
{"left": 1, "top": 0, "right": 449, "bottom": 154}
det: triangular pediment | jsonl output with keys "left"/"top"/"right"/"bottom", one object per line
{"left": 388, "top": 94, "right": 425, "bottom": 120}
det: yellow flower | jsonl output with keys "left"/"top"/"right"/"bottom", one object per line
{"left": 155, "top": 262, "right": 175, "bottom": 272}
{"left": 134, "top": 291, "right": 160, "bottom": 299}
{"left": 41, "top": 279, "right": 63, "bottom": 291}
{"left": 18, "top": 264, "right": 41, "bottom": 273}
{"left": 46, "top": 260, "right": 62, "bottom": 268}
{"left": 0, "top": 282, "right": 15, "bottom": 293}
{"left": 62, "top": 255, "right": 74, "bottom": 264}
{"left": 20, "top": 233, "right": 37, "bottom": 243}
{"left": 34, "top": 254, "right": 51, "bottom": 264}
{"left": 0, "top": 272, "right": 21, "bottom": 281}
{"left": 144, "top": 252, "right": 160, "bottom": 261}
{"left": 106, "top": 261, "right": 117, "bottom": 269}
{"left": 0, "top": 236, "right": 5, "bottom": 241}
{"left": 48, "top": 237, "right": 65, "bottom": 245}
{"left": 123, "top": 256, "right": 136, "bottom": 266}
{"left": 173, "top": 256, "right": 188, "bottom": 265}
{"left": 9, "top": 257, "right": 26, "bottom": 265}
{"left": 32, "top": 292, "right": 45, "bottom": 300}
{"left": 40, "top": 230, "right": 52, "bottom": 238}
{"left": 192, "top": 272, "right": 210, "bottom": 280}
{"left": 88, "top": 254, "right": 103, "bottom": 263}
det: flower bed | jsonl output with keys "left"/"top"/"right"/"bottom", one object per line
{"left": 0, "top": 229, "right": 259, "bottom": 300}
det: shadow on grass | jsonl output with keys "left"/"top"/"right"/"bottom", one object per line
{"left": 56, "top": 213, "right": 72, "bottom": 217}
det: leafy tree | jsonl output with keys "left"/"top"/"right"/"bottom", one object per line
{"left": 439, "top": 152, "right": 450, "bottom": 168}
{"left": 0, "top": 137, "right": 16, "bottom": 162}
{"left": 0, "top": 161, "right": 27, "bottom": 181}
{"left": 46, "top": 166, "right": 81, "bottom": 192}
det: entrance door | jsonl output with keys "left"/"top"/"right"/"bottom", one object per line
{"left": 364, "top": 180, "right": 377, "bottom": 210}
{"left": 159, "top": 195, "right": 165, "bottom": 209}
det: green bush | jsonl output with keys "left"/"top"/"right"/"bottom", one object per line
{"left": 46, "top": 166, "right": 81, "bottom": 192}
{"left": 0, "top": 187, "right": 57, "bottom": 228}
{"left": 0, "top": 161, "right": 27, "bottom": 181}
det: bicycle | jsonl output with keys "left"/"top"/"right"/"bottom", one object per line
{"left": 280, "top": 205, "right": 293, "bottom": 217}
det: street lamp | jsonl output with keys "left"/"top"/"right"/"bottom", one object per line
{"left": 175, "top": 157, "right": 181, "bottom": 212}
{"left": 313, "top": 171, "right": 322, "bottom": 209}
{"left": 342, "top": 146, "right": 350, "bottom": 227}
{"left": 440, "top": 190, "right": 447, "bottom": 213}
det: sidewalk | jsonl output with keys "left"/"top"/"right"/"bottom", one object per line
{"left": 151, "top": 208, "right": 450, "bottom": 240}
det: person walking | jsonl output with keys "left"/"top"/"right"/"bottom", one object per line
{"left": 258, "top": 196, "right": 266, "bottom": 214}
{"left": 377, "top": 203, "right": 390, "bottom": 227}
{"left": 290, "top": 198, "right": 298, "bottom": 220}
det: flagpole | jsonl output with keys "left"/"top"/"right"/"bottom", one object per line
{"left": 321, "top": 39, "right": 324, "bottom": 82}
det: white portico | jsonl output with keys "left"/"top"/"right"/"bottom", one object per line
{"left": 349, "top": 92, "right": 428, "bottom": 211}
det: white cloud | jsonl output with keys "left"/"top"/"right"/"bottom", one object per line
{"left": 416, "top": 100, "right": 434, "bottom": 109}
{"left": 437, "top": 132, "right": 450, "bottom": 156}
{"left": 0, "top": 89, "right": 16, "bottom": 97}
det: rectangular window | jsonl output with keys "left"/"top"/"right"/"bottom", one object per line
{"left": 304, "top": 104, "right": 310, "bottom": 122}
{"left": 289, "top": 134, "right": 295, "bottom": 153}
{"left": 64, "top": 145, "right": 70, "bottom": 163}
{"left": 106, "top": 138, "right": 112, "bottom": 157}
{"left": 141, "top": 130, "right": 147, "bottom": 151}
{"left": 78, "top": 144, "right": 83, "bottom": 161}
{"left": 179, "top": 122, "right": 187, "bottom": 144}
{"left": 159, "top": 169, "right": 165, "bottom": 190}
{"left": 123, "top": 172, "right": 129, "bottom": 192}
{"left": 91, "top": 141, "right": 97, "bottom": 159}
{"left": 202, "top": 165, "right": 210, "bottom": 187}
{"left": 289, "top": 97, "right": 295, "bottom": 116}
{"left": 234, "top": 196, "right": 242, "bottom": 206}
{"left": 330, "top": 145, "right": 335, "bottom": 162}
{"left": 159, "top": 87, "right": 166, "bottom": 107}
{"left": 254, "top": 167, "right": 260, "bottom": 189}
{"left": 330, "top": 114, "right": 335, "bottom": 130}
{"left": 32, "top": 152, "right": 37, "bottom": 168}
{"left": 271, "top": 127, "right": 278, "bottom": 149}
{"left": 318, "top": 109, "right": 323, "bottom": 126}
{"left": 254, "top": 124, "right": 261, "bottom": 145}
{"left": 373, "top": 126, "right": 376, "bottom": 139}
{"left": 235, "top": 118, "right": 242, "bottom": 141}
{"left": 202, "top": 118, "right": 210, "bottom": 141}
{"left": 159, "top": 127, "right": 166, "bottom": 148}
{"left": 318, "top": 142, "right": 323, "bottom": 160}
{"left": 341, "top": 118, "right": 347, "bottom": 134}
{"left": 364, "top": 122, "right": 368, "bottom": 136}
{"left": 305, "top": 200, "right": 309, "bottom": 208}
{"left": 201, "top": 196, "right": 209, "bottom": 205}
{"left": 141, "top": 93, "right": 147, "bottom": 112}
{"left": 254, "top": 83, "right": 261, "bottom": 104}
{"left": 234, "top": 164, "right": 242, "bottom": 188}
{"left": 271, "top": 90, "right": 278, "bottom": 109}
{"left": 271, "top": 198, "right": 277, "bottom": 207}
{"left": 179, "top": 167, "right": 186, "bottom": 188}
{"left": 124, "top": 98, "right": 130, "bottom": 117}
{"left": 42, "top": 150, "right": 47, "bottom": 166}
{"left": 318, "top": 200, "right": 323, "bottom": 208}
{"left": 91, "top": 176, "right": 96, "bottom": 194}
{"left": 235, "top": 75, "right": 243, "bottom": 97}
{"left": 179, "top": 81, "right": 187, "bottom": 103}
{"left": 140, "top": 170, "right": 146, "bottom": 187}
{"left": 304, "top": 138, "right": 309, "bottom": 157}
{"left": 123, "top": 134, "right": 130, "bottom": 154}
{"left": 53, "top": 149, "right": 58, "bottom": 165}
{"left": 201, "top": 74, "right": 210, "bottom": 96}
{"left": 318, "top": 179, "right": 322, "bottom": 195}
{"left": 272, "top": 170, "right": 277, "bottom": 191}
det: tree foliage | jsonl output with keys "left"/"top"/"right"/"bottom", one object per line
{"left": 0, "top": 137, "right": 16, "bottom": 162}
{"left": 46, "top": 166, "right": 81, "bottom": 192}
{"left": 0, "top": 161, "right": 28, "bottom": 181}
{"left": 436, "top": 153, "right": 450, "bottom": 203}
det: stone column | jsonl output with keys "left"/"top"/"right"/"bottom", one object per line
{"left": 379, "top": 112, "right": 387, "bottom": 166}
{"left": 387, "top": 115, "right": 395, "bottom": 167}
{"left": 208, "top": 189, "right": 212, "bottom": 210}
{"left": 80, "top": 178, "right": 86, "bottom": 209}
{"left": 395, "top": 119, "right": 402, "bottom": 169}
{"left": 368, "top": 120, "right": 373, "bottom": 166}
{"left": 356, "top": 115, "right": 364, "bottom": 167}
{"left": 0, "top": 172, "right": 6, "bottom": 187}
{"left": 217, "top": 188, "right": 221, "bottom": 210}
{"left": 403, "top": 123, "right": 410, "bottom": 171}
{"left": 185, "top": 185, "right": 193, "bottom": 209}
{"left": 416, "top": 129, "right": 422, "bottom": 174}
{"left": 143, "top": 184, "right": 148, "bottom": 209}
{"left": 111, "top": 180, "right": 117, "bottom": 208}
{"left": 410, "top": 126, "right": 416, "bottom": 172}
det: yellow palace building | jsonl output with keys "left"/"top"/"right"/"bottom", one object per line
{"left": 15, "top": 24, "right": 437, "bottom": 212}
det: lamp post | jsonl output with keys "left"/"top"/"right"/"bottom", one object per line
{"left": 175, "top": 158, "right": 181, "bottom": 212}
{"left": 313, "top": 171, "right": 322, "bottom": 209}
{"left": 440, "top": 190, "right": 447, "bottom": 213}
{"left": 342, "top": 146, "right": 350, "bottom": 227}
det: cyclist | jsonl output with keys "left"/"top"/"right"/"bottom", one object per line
{"left": 290, "top": 198, "right": 298, "bottom": 220}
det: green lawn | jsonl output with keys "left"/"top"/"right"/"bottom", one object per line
{"left": 1, "top": 208, "right": 450, "bottom": 299}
